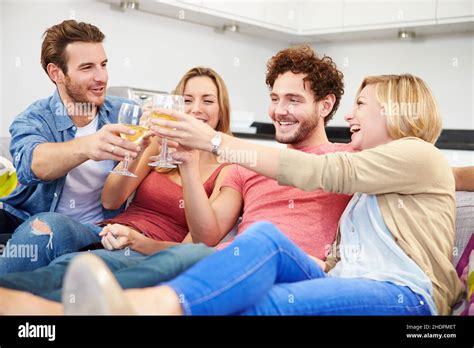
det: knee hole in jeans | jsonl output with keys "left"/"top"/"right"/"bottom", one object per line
{"left": 30, "top": 218, "right": 54, "bottom": 249}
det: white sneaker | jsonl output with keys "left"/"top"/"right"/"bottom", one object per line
{"left": 62, "top": 253, "right": 135, "bottom": 315}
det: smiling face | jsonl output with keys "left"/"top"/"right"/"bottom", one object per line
{"left": 55, "top": 42, "right": 108, "bottom": 108}
{"left": 183, "top": 76, "right": 220, "bottom": 130}
{"left": 269, "top": 72, "right": 326, "bottom": 147}
{"left": 345, "top": 84, "right": 393, "bottom": 150}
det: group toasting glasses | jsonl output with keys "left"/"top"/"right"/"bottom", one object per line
{"left": 110, "top": 93, "right": 184, "bottom": 177}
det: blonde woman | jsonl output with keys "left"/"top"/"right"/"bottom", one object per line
{"left": 58, "top": 73, "right": 465, "bottom": 316}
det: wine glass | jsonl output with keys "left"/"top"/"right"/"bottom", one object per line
{"left": 110, "top": 103, "right": 145, "bottom": 178}
{"left": 148, "top": 94, "right": 185, "bottom": 168}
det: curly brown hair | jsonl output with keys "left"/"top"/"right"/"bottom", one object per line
{"left": 265, "top": 45, "right": 344, "bottom": 125}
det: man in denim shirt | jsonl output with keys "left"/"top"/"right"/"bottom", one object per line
{"left": 0, "top": 20, "right": 141, "bottom": 239}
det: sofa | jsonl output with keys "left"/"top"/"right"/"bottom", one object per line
{"left": 452, "top": 191, "right": 474, "bottom": 314}
{"left": 453, "top": 191, "right": 474, "bottom": 267}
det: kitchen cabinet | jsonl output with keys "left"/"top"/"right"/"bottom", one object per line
{"left": 342, "top": 0, "right": 437, "bottom": 29}
{"left": 104, "top": 0, "right": 474, "bottom": 41}
{"left": 436, "top": 0, "right": 474, "bottom": 22}
{"left": 262, "top": 1, "right": 300, "bottom": 31}
{"left": 199, "top": 1, "right": 304, "bottom": 32}
{"left": 299, "top": 0, "right": 344, "bottom": 33}
{"left": 201, "top": 1, "right": 268, "bottom": 26}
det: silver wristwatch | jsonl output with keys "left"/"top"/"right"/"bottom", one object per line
{"left": 210, "top": 131, "right": 222, "bottom": 156}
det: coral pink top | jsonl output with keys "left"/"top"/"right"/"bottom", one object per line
{"left": 101, "top": 164, "right": 227, "bottom": 242}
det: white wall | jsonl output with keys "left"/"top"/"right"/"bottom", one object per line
{"left": 441, "top": 149, "right": 474, "bottom": 166}
{"left": 314, "top": 34, "right": 474, "bottom": 165}
{"left": 0, "top": 0, "right": 285, "bottom": 137}
{"left": 313, "top": 33, "right": 474, "bottom": 130}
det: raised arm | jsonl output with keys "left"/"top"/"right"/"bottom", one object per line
{"left": 149, "top": 110, "right": 280, "bottom": 180}
{"left": 32, "top": 124, "right": 142, "bottom": 181}
{"left": 151, "top": 111, "right": 450, "bottom": 196}
{"left": 175, "top": 148, "right": 242, "bottom": 246}
{"left": 10, "top": 112, "right": 141, "bottom": 184}
{"left": 275, "top": 137, "right": 453, "bottom": 195}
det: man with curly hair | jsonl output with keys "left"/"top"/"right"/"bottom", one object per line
{"left": 179, "top": 44, "right": 354, "bottom": 261}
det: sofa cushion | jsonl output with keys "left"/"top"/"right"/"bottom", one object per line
{"left": 454, "top": 191, "right": 474, "bottom": 267}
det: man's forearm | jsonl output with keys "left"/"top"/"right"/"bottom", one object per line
{"left": 453, "top": 166, "right": 474, "bottom": 191}
{"left": 31, "top": 138, "right": 89, "bottom": 181}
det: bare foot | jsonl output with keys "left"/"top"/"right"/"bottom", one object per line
{"left": 0, "top": 287, "right": 63, "bottom": 315}
{"left": 124, "top": 286, "right": 183, "bottom": 315}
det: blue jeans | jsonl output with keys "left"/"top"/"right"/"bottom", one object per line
{"left": 167, "top": 222, "right": 432, "bottom": 316}
{"left": 0, "top": 212, "right": 102, "bottom": 275}
{"left": 0, "top": 243, "right": 215, "bottom": 302}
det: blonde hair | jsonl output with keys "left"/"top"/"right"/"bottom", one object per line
{"left": 358, "top": 74, "right": 442, "bottom": 144}
{"left": 173, "top": 66, "right": 232, "bottom": 136}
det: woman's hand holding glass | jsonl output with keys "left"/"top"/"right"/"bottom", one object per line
{"left": 147, "top": 94, "right": 186, "bottom": 168}
{"left": 149, "top": 107, "right": 218, "bottom": 153}
{"left": 168, "top": 143, "right": 201, "bottom": 170}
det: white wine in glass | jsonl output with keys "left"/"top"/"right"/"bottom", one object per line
{"left": 148, "top": 94, "right": 184, "bottom": 168}
{"left": 120, "top": 124, "right": 148, "bottom": 144}
{"left": 110, "top": 103, "right": 144, "bottom": 177}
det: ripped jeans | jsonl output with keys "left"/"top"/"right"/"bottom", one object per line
{"left": 0, "top": 212, "right": 102, "bottom": 275}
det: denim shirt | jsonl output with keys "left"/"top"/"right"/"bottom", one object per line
{"left": 328, "top": 193, "right": 437, "bottom": 315}
{"left": 0, "top": 89, "right": 132, "bottom": 222}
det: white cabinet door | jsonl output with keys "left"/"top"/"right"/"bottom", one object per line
{"left": 263, "top": 1, "right": 299, "bottom": 30}
{"left": 343, "top": 0, "right": 436, "bottom": 28}
{"left": 436, "top": 0, "right": 474, "bottom": 19}
{"left": 201, "top": 0, "right": 266, "bottom": 23}
{"left": 176, "top": 0, "right": 203, "bottom": 9}
{"left": 200, "top": 1, "right": 300, "bottom": 30}
{"left": 299, "top": 0, "right": 344, "bottom": 32}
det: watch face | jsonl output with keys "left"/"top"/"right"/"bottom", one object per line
{"left": 212, "top": 133, "right": 221, "bottom": 146}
